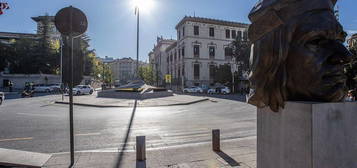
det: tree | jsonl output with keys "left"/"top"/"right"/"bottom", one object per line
{"left": 346, "top": 44, "right": 357, "bottom": 89}
{"left": 138, "top": 65, "right": 155, "bottom": 85}
{"left": 0, "top": 15, "right": 60, "bottom": 74}
{"left": 213, "top": 64, "right": 232, "bottom": 86}
{"left": 230, "top": 36, "right": 251, "bottom": 78}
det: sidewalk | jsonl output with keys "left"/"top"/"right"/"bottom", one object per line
{"left": 55, "top": 94, "right": 210, "bottom": 108}
{"left": 44, "top": 137, "right": 256, "bottom": 168}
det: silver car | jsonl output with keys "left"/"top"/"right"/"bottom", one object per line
{"left": 0, "top": 92, "right": 4, "bottom": 105}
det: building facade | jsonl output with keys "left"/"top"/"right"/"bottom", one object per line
{"left": 109, "top": 57, "right": 147, "bottom": 85}
{"left": 150, "top": 37, "right": 176, "bottom": 86}
{"left": 348, "top": 33, "right": 357, "bottom": 49}
{"left": 150, "top": 16, "right": 249, "bottom": 89}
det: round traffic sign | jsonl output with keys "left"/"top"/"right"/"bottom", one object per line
{"left": 55, "top": 6, "right": 88, "bottom": 36}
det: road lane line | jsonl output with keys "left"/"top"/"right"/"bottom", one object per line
{"left": 16, "top": 113, "right": 57, "bottom": 118}
{"left": 75, "top": 133, "right": 101, "bottom": 136}
{"left": 0, "top": 137, "right": 33, "bottom": 142}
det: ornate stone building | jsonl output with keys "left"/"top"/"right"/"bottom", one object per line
{"left": 150, "top": 37, "right": 176, "bottom": 86}
{"left": 109, "top": 57, "right": 147, "bottom": 85}
{"left": 150, "top": 16, "right": 249, "bottom": 89}
{"left": 348, "top": 33, "right": 357, "bottom": 49}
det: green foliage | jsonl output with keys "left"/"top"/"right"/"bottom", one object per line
{"left": 0, "top": 15, "right": 60, "bottom": 74}
{"left": 101, "top": 63, "right": 113, "bottom": 84}
{"left": 80, "top": 34, "right": 98, "bottom": 76}
{"left": 138, "top": 65, "right": 156, "bottom": 85}
{"left": 0, "top": 37, "right": 60, "bottom": 74}
{"left": 230, "top": 36, "right": 251, "bottom": 77}
{"left": 346, "top": 45, "right": 357, "bottom": 89}
{"left": 213, "top": 64, "right": 232, "bottom": 85}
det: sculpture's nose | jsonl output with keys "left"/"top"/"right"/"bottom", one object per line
{"left": 327, "top": 40, "right": 352, "bottom": 65}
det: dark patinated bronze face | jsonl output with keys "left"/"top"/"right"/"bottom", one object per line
{"left": 286, "top": 11, "right": 351, "bottom": 102}
{"left": 247, "top": 0, "right": 352, "bottom": 112}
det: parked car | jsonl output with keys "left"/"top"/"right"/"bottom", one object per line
{"left": 0, "top": 92, "right": 4, "bottom": 105}
{"left": 183, "top": 86, "right": 203, "bottom": 93}
{"left": 33, "top": 84, "right": 54, "bottom": 93}
{"left": 49, "top": 83, "right": 63, "bottom": 92}
{"left": 73, "top": 85, "right": 94, "bottom": 95}
{"left": 207, "top": 86, "right": 230, "bottom": 94}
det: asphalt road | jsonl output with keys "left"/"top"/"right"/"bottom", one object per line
{"left": 0, "top": 94, "right": 256, "bottom": 154}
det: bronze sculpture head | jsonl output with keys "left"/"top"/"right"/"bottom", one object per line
{"left": 248, "top": 0, "right": 352, "bottom": 112}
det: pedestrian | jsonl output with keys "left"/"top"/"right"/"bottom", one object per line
{"left": 9, "top": 81, "right": 13, "bottom": 92}
{"left": 345, "top": 90, "right": 355, "bottom": 102}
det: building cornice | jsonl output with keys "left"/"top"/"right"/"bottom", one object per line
{"left": 175, "top": 16, "right": 250, "bottom": 29}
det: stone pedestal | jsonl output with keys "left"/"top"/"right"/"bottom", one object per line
{"left": 257, "top": 102, "right": 357, "bottom": 168}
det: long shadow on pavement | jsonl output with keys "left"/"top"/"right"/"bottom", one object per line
{"left": 115, "top": 99, "right": 138, "bottom": 168}
{"left": 215, "top": 151, "right": 241, "bottom": 166}
{"left": 177, "top": 93, "right": 247, "bottom": 102}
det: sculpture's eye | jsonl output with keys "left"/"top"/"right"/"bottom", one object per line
{"left": 306, "top": 37, "right": 328, "bottom": 51}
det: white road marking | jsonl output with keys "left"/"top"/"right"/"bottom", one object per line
{"left": 75, "top": 133, "right": 101, "bottom": 136}
{"left": 16, "top": 113, "right": 57, "bottom": 118}
{"left": 0, "top": 137, "right": 33, "bottom": 142}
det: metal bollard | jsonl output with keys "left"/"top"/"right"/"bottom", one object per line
{"left": 136, "top": 136, "right": 146, "bottom": 161}
{"left": 212, "top": 129, "right": 220, "bottom": 151}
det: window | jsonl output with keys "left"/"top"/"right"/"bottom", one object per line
{"left": 209, "top": 27, "right": 214, "bottom": 37}
{"left": 243, "top": 31, "right": 248, "bottom": 41}
{"left": 174, "top": 51, "right": 177, "bottom": 61}
{"left": 178, "top": 68, "right": 181, "bottom": 78}
{"left": 182, "top": 65, "right": 185, "bottom": 76}
{"left": 194, "top": 64, "right": 200, "bottom": 79}
{"left": 178, "top": 30, "right": 181, "bottom": 39}
{"left": 178, "top": 49, "right": 181, "bottom": 59}
{"left": 226, "top": 29, "right": 230, "bottom": 38}
{"left": 209, "top": 46, "right": 215, "bottom": 58}
{"left": 225, "top": 47, "right": 233, "bottom": 60}
{"left": 209, "top": 65, "right": 215, "bottom": 79}
{"left": 194, "top": 26, "right": 199, "bottom": 35}
{"left": 182, "top": 26, "right": 185, "bottom": 36}
{"left": 193, "top": 45, "right": 200, "bottom": 57}
{"left": 182, "top": 46, "right": 185, "bottom": 57}
{"left": 238, "top": 31, "right": 242, "bottom": 40}
{"left": 232, "top": 30, "right": 237, "bottom": 39}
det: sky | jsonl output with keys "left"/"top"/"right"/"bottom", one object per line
{"left": 1, "top": 0, "right": 357, "bottom": 62}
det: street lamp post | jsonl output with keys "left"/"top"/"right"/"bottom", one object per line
{"left": 135, "top": 7, "right": 140, "bottom": 79}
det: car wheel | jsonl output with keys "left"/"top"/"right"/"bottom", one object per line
{"left": 0, "top": 98, "right": 2, "bottom": 105}
{"left": 89, "top": 90, "right": 93, "bottom": 95}
{"left": 76, "top": 91, "right": 81, "bottom": 95}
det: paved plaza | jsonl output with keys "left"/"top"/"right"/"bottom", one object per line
{"left": 0, "top": 93, "right": 256, "bottom": 167}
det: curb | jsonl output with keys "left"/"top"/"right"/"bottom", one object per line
{"left": 54, "top": 101, "right": 127, "bottom": 108}
{"left": 54, "top": 98, "right": 210, "bottom": 108}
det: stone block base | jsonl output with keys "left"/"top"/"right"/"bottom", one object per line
{"left": 257, "top": 102, "right": 357, "bottom": 168}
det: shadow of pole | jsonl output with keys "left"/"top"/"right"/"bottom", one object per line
{"left": 114, "top": 99, "right": 138, "bottom": 168}
{"left": 215, "top": 151, "right": 241, "bottom": 167}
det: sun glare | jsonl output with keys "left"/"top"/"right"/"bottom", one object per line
{"left": 130, "top": 0, "right": 156, "bottom": 14}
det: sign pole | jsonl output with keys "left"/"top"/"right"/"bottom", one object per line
{"left": 68, "top": 7, "right": 75, "bottom": 168}
{"left": 54, "top": 6, "right": 88, "bottom": 167}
